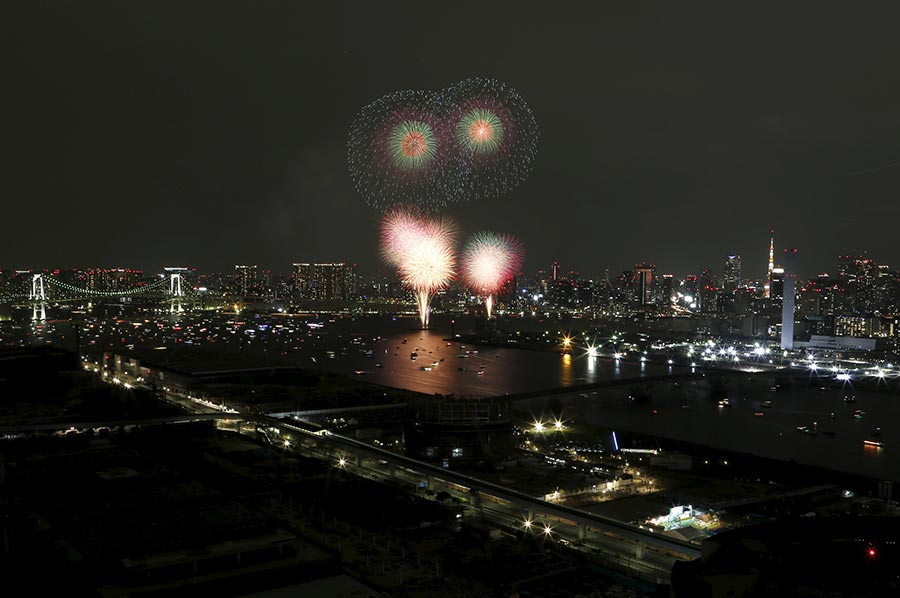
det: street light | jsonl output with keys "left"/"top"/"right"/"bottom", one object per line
{"left": 337, "top": 457, "right": 347, "bottom": 468}
{"left": 523, "top": 518, "right": 533, "bottom": 530}
{"left": 542, "top": 524, "right": 553, "bottom": 537}
{"left": 533, "top": 421, "right": 545, "bottom": 433}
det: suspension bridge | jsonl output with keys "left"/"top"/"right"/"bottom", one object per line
{"left": 2, "top": 272, "right": 199, "bottom": 320}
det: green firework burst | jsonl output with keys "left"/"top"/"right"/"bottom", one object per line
{"left": 456, "top": 107, "right": 504, "bottom": 156}
{"left": 387, "top": 120, "right": 438, "bottom": 170}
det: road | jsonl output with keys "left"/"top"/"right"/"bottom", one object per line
{"left": 1, "top": 411, "right": 699, "bottom": 584}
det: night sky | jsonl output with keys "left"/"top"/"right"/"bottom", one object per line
{"left": 5, "top": 2, "right": 900, "bottom": 280}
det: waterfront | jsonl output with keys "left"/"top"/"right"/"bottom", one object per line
{"left": 301, "top": 315, "right": 900, "bottom": 483}
{"left": 309, "top": 314, "right": 682, "bottom": 397}
{"left": 11, "top": 311, "right": 900, "bottom": 482}
{"left": 523, "top": 375, "right": 900, "bottom": 483}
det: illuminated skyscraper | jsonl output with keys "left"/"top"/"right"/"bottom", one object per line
{"left": 661, "top": 274, "right": 675, "bottom": 306}
{"left": 723, "top": 255, "right": 742, "bottom": 292}
{"left": 781, "top": 249, "right": 798, "bottom": 350}
{"left": 292, "top": 263, "right": 359, "bottom": 300}
{"left": 632, "top": 262, "right": 655, "bottom": 305}
{"left": 770, "top": 267, "right": 785, "bottom": 301}
{"left": 234, "top": 265, "right": 258, "bottom": 296}
{"left": 854, "top": 258, "right": 878, "bottom": 314}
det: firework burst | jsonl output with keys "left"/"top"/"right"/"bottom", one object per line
{"left": 446, "top": 78, "right": 539, "bottom": 200}
{"left": 349, "top": 79, "right": 538, "bottom": 211}
{"left": 348, "top": 90, "right": 462, "bottom": 212}
{"left": 380, "top": 210, "right": 457, "bottom": 328}
{"left": 461, "top": 231, "right": 524, "bottom": 318}
{"left": 380, "top": 206, "right": 427, "bottom": 267}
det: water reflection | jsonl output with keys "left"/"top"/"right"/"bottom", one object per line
{"left": 311, "top": 315, "right": 675, "bottom": 397}
{"left": 560, "top": 353, "right": 573, "bottom": 386}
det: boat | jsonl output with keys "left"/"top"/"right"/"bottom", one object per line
{"left": 420, "top": 366, "right": 432, "bottom": 371}
{"left": 762, "top": 400, "right": 773, "bottom": 408}
{"left": 864, "top": 439, "right": 885, "bottom": 448}
{"left": 477, "top": 371, "right": 485, "bottom": 376}
{"left": 718, "top": 398, "right": 730, "bottom": 407}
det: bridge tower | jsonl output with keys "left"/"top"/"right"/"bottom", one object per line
{"left": 30, "top": 274, "right": 46, "bottom": 321}
{"left": 29, "top": 274, "right": 45, "bottom": 301}
{"left": 169, "top": 273, "right": 184, "bottom": 313}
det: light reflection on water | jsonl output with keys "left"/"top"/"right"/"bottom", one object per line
{"left": 560, "top": 353, "right": 573, "bottom": 387}
{"left": 529, "top": 380, "right": 900, "bottom": 483}
{"left": 308, "top": 315, "right": 899, "bottom": 481}
{"left": 313, "top": 315, "right": 676, "bottom": 397}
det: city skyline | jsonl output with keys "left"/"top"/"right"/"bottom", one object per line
{"left": 0, "top": 234, "right": 890, "bottom": 284}
{"left": 6, "top": 3, "right": 900, "bottom": 276}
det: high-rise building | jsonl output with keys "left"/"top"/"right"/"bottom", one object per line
{"left": 683, "top": 275, "right": 699, "bottom": 308}
{"left": 551, "top": 261, "right": 559, "bottom": 282}
{"left": 292, "top": 263, "right": 359, "bottom": 301}
{"left": 837, "top": 255, "right": 856, "bottom": 279}
{"left": 875, "top": 266, "right": 899, "bottom": 315}
{"left": 616, "top": 270, "right": 634, "bottom": 305}
{"left": 660, "top": 274, "right": 675, "bottom": 306}
{"left": 234, "top": 265, "right": 258, "bottom": 296}
{"left": 723, "top": 255, "right": 742, "bottom": 292}
{"left": 854, "top": 258, "right": 878, "bottom": 314}
{"left": 781, "top": 249, "right": 798, "bottom": 350}
{"left": 770, "top": 268, "right": 785, "bottom": 302}
{"left": 632, "top": 262, "right": 655, "bottom": 305}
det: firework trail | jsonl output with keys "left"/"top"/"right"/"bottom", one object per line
{"left": 461, "top": 231, "right": 524, "bottom": 318}
{"left": 380, "top": 209, "right": 456, "bottom": 328}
